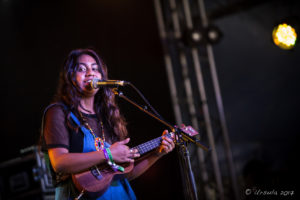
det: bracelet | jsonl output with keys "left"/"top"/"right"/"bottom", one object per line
{"left": 104, "top": 148, "right": 124, "bottom": 172}
{"left": 111, "top": 162, "right": 125, "bottom": 172}
{"left": 103, "top": 148, "right": 110, "bottom": 162}
{"left": 106, "top": 148, "right": 114, "bottom": 163}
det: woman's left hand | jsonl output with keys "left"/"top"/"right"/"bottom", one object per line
{"left": 156, "top": 130, "right": 175, "bottom": 157}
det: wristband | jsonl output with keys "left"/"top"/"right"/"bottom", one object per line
{"left": 106, "top": 148, "right": 114, "bottom": 163}
{"left": 103, "top": 148, "right": 110, "bottom": 162}
{"left": 104, "top": 148, "right": 124, "bottom": 172}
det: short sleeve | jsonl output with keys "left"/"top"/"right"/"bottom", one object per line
{"left": 43, "top": 105, "right": 70, "bottom": 150}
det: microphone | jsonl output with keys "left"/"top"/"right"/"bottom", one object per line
{"left": 90, "top": 79, "right": 129, "bottom": 89}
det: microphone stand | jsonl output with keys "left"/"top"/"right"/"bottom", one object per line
{"left": 112, "top": 88, "right": 210, "bottom": 200}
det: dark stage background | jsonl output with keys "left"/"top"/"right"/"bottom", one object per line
{"left": 0, "top": 0, "right": 299, "bottom": 199}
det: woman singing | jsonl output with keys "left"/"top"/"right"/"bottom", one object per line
{"left": 40, "top": 48, "right": 175, "bottom": 200}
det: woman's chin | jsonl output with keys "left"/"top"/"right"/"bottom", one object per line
{"left": 83, "top": 88, "right": 98, "bottom": 97}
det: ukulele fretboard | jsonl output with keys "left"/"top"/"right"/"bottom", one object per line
{"left": 131, "top": 133, "right": 172, "bottom": 155}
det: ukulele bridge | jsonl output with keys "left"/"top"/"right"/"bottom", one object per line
{"left": 91, "top": 166, "right": 103, "bottom": 180}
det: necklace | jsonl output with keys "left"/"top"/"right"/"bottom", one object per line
{"left": 79, "top": 111, "right": 105, "bottom": 151}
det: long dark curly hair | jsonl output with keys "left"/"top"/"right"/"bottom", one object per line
{"left": 54, "top": 48, "right": 127, "bottom": 141}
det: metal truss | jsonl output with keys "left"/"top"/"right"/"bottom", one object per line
{"left": 153, "top": 0, "right": 239, "bottom": 199}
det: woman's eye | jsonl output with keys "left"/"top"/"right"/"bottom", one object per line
{"left": 77, "top": 65, "right": 86, "bottom": 72}
{"left": 92, "top": 65, "right": 99, "bottom": 71}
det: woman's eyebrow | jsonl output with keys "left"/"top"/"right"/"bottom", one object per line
{"left": 77, "top": 62, "right": 98, "bottom": 65}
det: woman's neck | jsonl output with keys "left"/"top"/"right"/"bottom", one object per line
{"left": 79, "top": 97, "right": 95, "bottom": 114}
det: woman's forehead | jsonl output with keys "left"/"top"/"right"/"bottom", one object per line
{"left": 77, "top": 54, "right": 97, "bottom": 63}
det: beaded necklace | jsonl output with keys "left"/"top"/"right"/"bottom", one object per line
{"left": 79, "top": 111, "right": 105, "bottom": 151}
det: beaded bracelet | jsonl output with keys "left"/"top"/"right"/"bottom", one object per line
{"left": 103, "top": 148, "right": 124, "bottom": 172}
{"left": 106, "top": 148, "right": 124, "bottom": 172}
{"left": 103, "top": 148, "right": 110, "bottom": 162}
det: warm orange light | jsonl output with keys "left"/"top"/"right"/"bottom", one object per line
{"left": 272, "top": 23, "right": 297, "bottom": 50}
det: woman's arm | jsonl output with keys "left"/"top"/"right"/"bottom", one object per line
{"left": 48, "top": 148, "right": 106, "bottom": 174}
{"left": 48, "top": 138, "right": 135, "bottom": 174}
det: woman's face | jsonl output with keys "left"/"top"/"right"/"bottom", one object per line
{"left": 75, "top": 54, "right": 102, "bottom": 96}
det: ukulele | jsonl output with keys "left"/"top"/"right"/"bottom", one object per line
{"left": 72, "top": 125, "right": 198, "bottom": 198}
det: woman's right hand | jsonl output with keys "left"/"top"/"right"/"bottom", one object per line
{"left": 109, "top": 138, "right": 140, "bottom": 163}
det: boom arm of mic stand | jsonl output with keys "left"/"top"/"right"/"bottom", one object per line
{"left": 113, "top": 88, "right": 210, "bottom": 152}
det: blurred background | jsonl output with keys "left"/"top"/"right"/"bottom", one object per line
{"left": 0, "top": 0, "right": 299, "bottom": 199}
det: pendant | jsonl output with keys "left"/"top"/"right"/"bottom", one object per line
{"left": 94, "top": 137, "right": 104, "bottom": 151}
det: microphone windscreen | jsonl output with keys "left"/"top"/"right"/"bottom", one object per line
{"left": 91, "top": 78, "right": 101, "bottom": 89}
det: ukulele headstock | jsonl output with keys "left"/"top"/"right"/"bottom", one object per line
{"left": 179, "top": 124, "right": 199, "bottom": 137}
{"left": 172, "top": 124, "right": 199, "bottom": 144}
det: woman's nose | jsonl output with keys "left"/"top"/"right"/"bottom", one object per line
{"left": 86, "top": 67, "right": 94, "bottom": 77}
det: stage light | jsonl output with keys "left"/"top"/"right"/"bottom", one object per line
{"left": 206, "top": 25, "right": 222, "bottom": 44}
{"left": 272, "top": 23, "right": 297, "bottom": 50}
{"left": 182, "top": 25, "right": 222, "bottom": 47}
{"left": 191, "top": 30, "right": 203, "bottom": 43}
{"left": 182, "top": 28, "right": 206, "bottom": 47}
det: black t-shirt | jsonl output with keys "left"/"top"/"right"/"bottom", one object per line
{"left": 43, "top": 105, "right": 110, "bottom": 150}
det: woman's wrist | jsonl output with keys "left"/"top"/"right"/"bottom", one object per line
{"left": 102, "top": 148, "right": 110, "bottom": 163}
{"left": 102, "top": 148, "right": 124, "bottom": 172}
